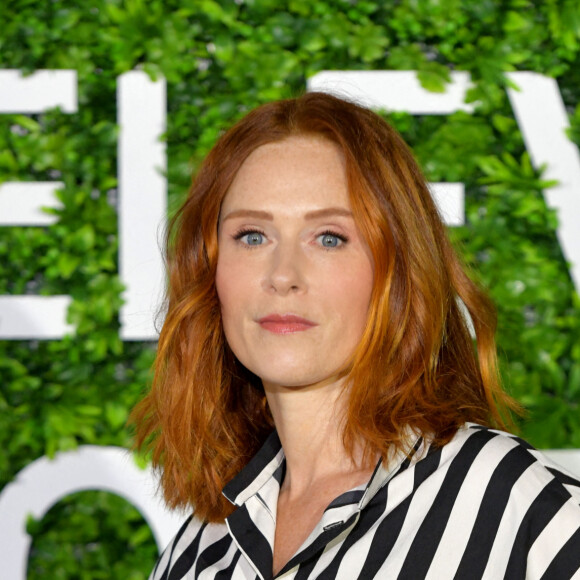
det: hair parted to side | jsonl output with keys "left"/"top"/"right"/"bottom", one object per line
{"left": 131, "top": 91, "right": 518, "bottom": 522}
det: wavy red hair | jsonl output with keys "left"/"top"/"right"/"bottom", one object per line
{"left": 131, "top": 92, "right": 518, "bottom": 522}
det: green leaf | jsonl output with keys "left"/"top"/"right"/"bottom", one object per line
{"left": 417, "top": 63, "right": 452, "bottom": 93}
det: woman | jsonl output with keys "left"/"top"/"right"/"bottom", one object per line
{"left": 132, "top": 92, "right": 580, "bottom": 579}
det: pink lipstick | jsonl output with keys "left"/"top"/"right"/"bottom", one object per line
{"left": 257, "top": 314, "right": 317, "bottom": 335}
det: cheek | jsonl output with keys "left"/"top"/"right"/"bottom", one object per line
{"left": 216, "top": 249, "right": 244, "bottom": 299}
{"left": 215, "top": 256, "right": 234, "bottom": 329}
{"left": 334, "top": 262, "right": 374, "bottom": 324}
{"left": 215, "top": 260, "right": 237, "bottom": 324}
{"left": 215, "top": 257, "right": 253, "bottom": 348}
{"left": 215, "top": 262, "right": 226, "bottom": 308}
{"left": 216, "top": 248, "right": 263, "bottom": 310}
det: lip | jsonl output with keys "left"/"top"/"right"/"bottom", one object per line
{"left": 257, "top": 314, "right": 318, "bottom": 335}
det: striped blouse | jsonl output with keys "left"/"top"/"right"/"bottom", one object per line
{"left": 150, "top": 424, "right": 580, "bottom": 579}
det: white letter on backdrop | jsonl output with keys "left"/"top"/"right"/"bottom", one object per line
{"left": 0, "top": 70, "right": 167, "bottom": 340}
{"left": 117, "top": 71, "right": 167, "bottom": 341}
{"left": 506, "top": 72, "right": 580, "bottom": 292}
{"left": 0, "top": 446, "right": 183, "bottom": 580}
{"left": 0, "top": 70, "right": 76, "bottom": 339}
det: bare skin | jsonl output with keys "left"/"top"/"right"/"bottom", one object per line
{"left": 273, "top": 466, "right": 374, "bottom": 576}
{"left": 266, "top": 376, "right": 376, "bottom": 577}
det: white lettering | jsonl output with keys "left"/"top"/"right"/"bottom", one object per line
{"left": 0, "top": 446, "right": 183, "bottom": 579}
{"left": 0, "top": 70, "right": 76, "bottom": 339}
{"left": 0, "top": 182, "right": 63, "bottom": 226}
{"left": 308, "top": 70, "right": 474, "bottom": 114}
{"left": 117, "top": 72, "right": 167, "bottom": 341}
{"left": 506, "top": 72, "right": 580, "bottom": 292}
{"left": 0, "top": 70, "right": 77, "bottom": 113}
{"left": 0, "top": 70, "right": 167, "bottom": 340}
{"left": 0, "top": 295, "right": 72, "bottom": 339}
{"left": 429, "top": 183, "right": 465, "bottom": 226}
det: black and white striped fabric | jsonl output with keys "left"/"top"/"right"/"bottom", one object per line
{"left": 151, "top": 424, "right": 580, "bottom": 579}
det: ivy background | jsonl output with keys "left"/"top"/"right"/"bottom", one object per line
{"left": 1, "top": 0, "right": 579, "bottom": 577}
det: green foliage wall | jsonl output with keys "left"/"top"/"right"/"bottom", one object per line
{"left": 1, "top": 0, "right": 580, "bottom": 577}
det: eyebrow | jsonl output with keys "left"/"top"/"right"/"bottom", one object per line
{"left": 222, "top": 209, "right": 273, "bottom": 222}
{"left": 221, "top": 207, "right": 353, "bottom": 222}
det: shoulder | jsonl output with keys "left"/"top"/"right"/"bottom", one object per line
{"left": 440, "top": 423, "right": 580, "bottom": 502}
{"left": 435, "top": 424, "right": 580, "bottom": 578}
{"left": 150, "top": 514, "right": 232, "bottom": 580}
{"left": 453, "top": 423, "right": 579, "bottom": 481}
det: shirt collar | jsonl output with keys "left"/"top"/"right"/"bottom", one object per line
{"left": 222, "top": 430, "right": 285, "bottom": 507}
{"left": 222, "top": 428, "right": 424, "bottom": 512}
{"left": 222, "top": 430, "right": 425, "bottom": 579}
{"left": 358, "top": 433, "right": 425, "bottom": 511}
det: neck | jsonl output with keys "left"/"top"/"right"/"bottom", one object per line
{"left": 264, "top": 377, "right": 369, "bottom": 497}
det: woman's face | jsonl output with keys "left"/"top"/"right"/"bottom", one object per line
{"left": 216, "top": 136, "right": 374, "bottom": 390}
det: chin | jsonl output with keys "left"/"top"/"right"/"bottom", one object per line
{"left": 255, "top": 370, "right": 311, "bottom": 388}
{"left": 255, "top": 366, "right": 337, "bottom": 390}
{"left": 239, "top": 350, "right": 342, "bottom": 389}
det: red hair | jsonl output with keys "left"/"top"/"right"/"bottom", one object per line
{"left": 131, "top": 92, "right": 518, "bottom": 522}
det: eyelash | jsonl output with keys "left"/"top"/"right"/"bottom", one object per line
{"left": 319, "top": 229, "right": 349, "bottom": 244}
{"left": 231, "top": 228, "right": 349, "bottom": 248}
{"left": 233, "top": 227, "right": 264, "bottom": 239}
{"left": 233, "top": 228, "right": 266, "bottom": 247}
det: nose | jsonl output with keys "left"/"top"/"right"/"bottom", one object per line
{"left": 263, "top": 240, "right": 305, "bottom": 295}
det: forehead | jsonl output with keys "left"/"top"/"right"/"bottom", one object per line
{"left": 221, "top": 136, "right": 350, "bottom": 213}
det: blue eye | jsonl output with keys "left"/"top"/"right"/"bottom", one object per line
{"left": 318, "top": 232, "right": 345, "bottom": 248}
{"left": 238, "top": 231, "right": 264, "bottom": 246}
